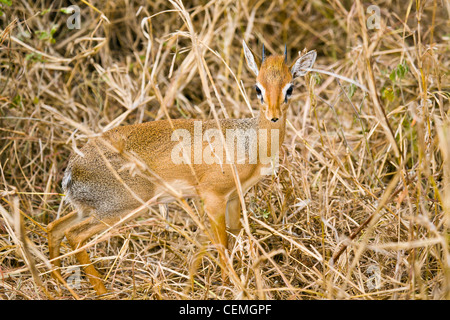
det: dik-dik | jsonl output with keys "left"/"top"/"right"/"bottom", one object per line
{"left": 47, "top": 41, "right": 316, "bottom": 295}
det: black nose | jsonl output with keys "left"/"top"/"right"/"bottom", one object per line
{"left": 271, "top": 118, "right": 279, "bottom": 123}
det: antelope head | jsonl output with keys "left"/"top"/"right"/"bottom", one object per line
{"left": 243, "top": 40, "right": 317, "bottom": 123}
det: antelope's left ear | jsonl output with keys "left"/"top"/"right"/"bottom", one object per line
{"left": 291, "top": 50, "right": 317, "bottom": 78}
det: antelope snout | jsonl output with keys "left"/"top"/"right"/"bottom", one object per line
{"left": 265, "top": 108, "right": 281, "bottom": 123}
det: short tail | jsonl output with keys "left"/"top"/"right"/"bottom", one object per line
{"left": 62, "top": 168, "right": 73, "bottom": 198}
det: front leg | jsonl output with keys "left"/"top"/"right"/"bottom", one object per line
{"left": 226, "top": 197, "right": 242, "bottom": 237}
{"left": 201, "top": 192, "right": 228, "bottom": 280}
{"left": 202, "top": 192, "right": 227, "bottom": 249}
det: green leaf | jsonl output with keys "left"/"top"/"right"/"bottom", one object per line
{"left": 34, "top": 25, "right": 58, "bottom": 44}
{"left": 260, "top": 209, "right": 270, "bottom": 219}
{"left": 389, "top": 60, "right": 409, "bottom": 82}
{"left": 313, "top": 72, "right": 322, "bottom": 85}
{"left": 0, "top": 0, "right": 12, "bottom": 6}
{"left": 397, "top": 61, "right": 409, "bottom": 79}
{"left": 60, "top": 7, "right": 72, "bottom": 14}
{"left": 11, "top": 94, "right": 22, "bottom": 107}
{"left": 381, "top": 86, "right": 395, "bottom": 101}
{"left": 389, "top": 69, "right": 396, "bottom": 82}
{"left": 25, "top": 52, "right": 44, "bottom": 62}
{"left": 50, "top": 24, "right": 58, "bottom": 35}
{"left": 348, "top": 83, "right": 356, "bottom": 98}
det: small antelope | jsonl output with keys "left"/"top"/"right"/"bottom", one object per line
{"left": 47, "top": 41, "right": 316, "bottom": 295}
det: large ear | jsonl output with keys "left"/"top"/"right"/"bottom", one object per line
{"left": 291, "top": 50, "right": 317, "bottom": 78}
{"left": 242, "top": 40, "right": 260, "bottom": 76}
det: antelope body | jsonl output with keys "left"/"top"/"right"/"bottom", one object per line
{"left": 47, "top": 41, "right": 316, "bottom": 295}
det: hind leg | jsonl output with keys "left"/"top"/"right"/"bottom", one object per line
{"left": 47, "top": 211, "right": 83, "bottom": 278}
{"left": 64, "top": 215, "right": 120, "bottom": 295}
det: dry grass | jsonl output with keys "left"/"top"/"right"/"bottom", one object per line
{"left": 0, "top": 0, "right": 449, "bottom": 300}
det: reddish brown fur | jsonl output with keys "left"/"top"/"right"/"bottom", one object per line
{"left": 47, "top": 46, "right": 314, "bottom": 295}
{"left": 257, "top": 55, "right": 292, "bottom": 121}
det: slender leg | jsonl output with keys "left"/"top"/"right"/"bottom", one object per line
{"left": 201, "top": 192, "right": 228, "bottom": 280}
{"left": 47, "top": 211, "right": 83, "bottom": 278}
{"left": 64, "top": 216, "right": 119, "bottom": 295}
{"left": 226, "top": 197, "right": 242, "bottom": 237}
{"left": 202, "top": 193, "right": 227, "bottom": 250}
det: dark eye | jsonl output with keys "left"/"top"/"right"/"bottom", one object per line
{"left": 255, "top": 85, "right": 264, "bottom": 103}
{"left": 255, "top": 85, "right": 262, "bottom": 96}
{"left": 286, "top": 86, "right": 293, "bottom": 97}
{"left": 285, "top": 85, "right": 293, "bottom": 103}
